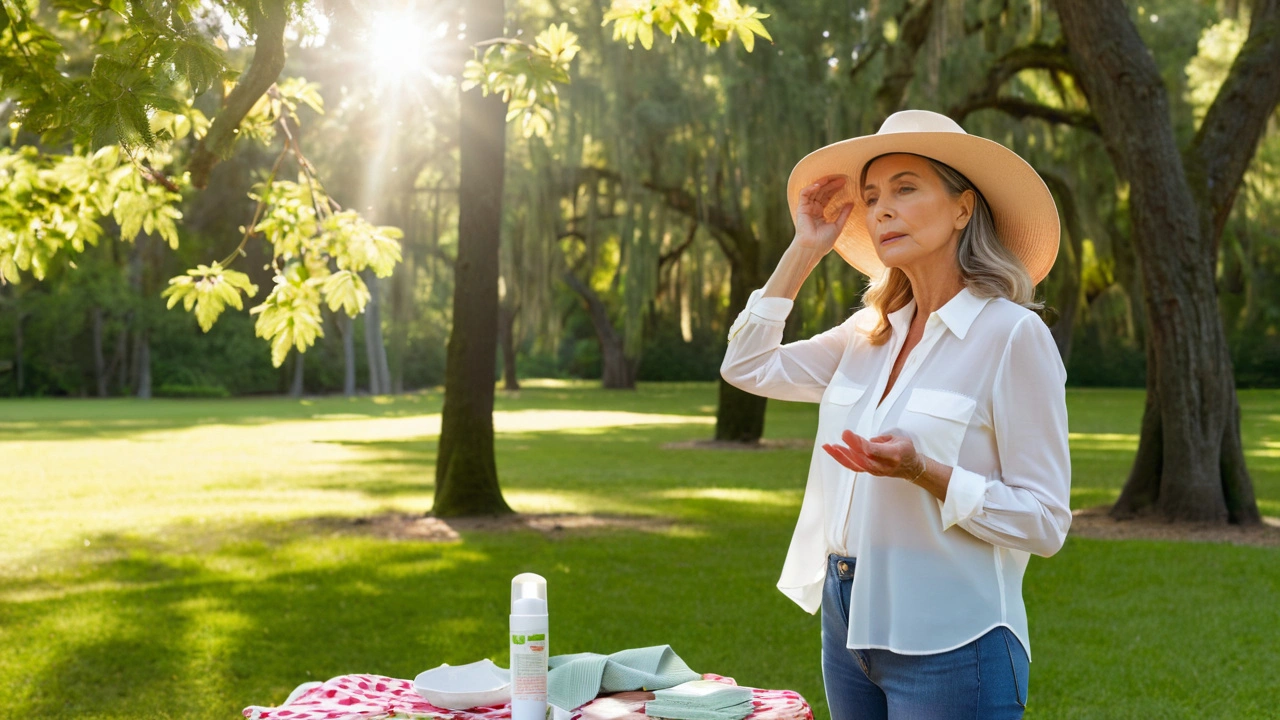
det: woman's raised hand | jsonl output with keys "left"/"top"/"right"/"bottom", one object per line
{"left": 794, "top": 175, "right": 855, "bottom": 254}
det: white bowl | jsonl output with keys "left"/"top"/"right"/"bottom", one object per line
{"left": 413, "top": 659, "right": 512, "bottom": 710}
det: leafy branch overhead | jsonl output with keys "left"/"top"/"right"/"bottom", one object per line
{"left": 466, "top": 1, "right": 772, "bottom": 138}
{"left": 2, "top": 0, "right": 772, "bottom": 368}
{"left": 0, "top": 145, "right": 183, "bottom": 283}
{"left": 161, "top": 262, "right": 259, "bottom": 332}
{"left": 2, "top": 0, "right": 231, "bottom": 149}
{"left": 603, "top": 0, "right": 773, "bottom": 51}
{"left": 462, "top": 23, "right": 581, "bottom": 139}
{"left": 157, "top": 173, "right": 402, "bottom": 368}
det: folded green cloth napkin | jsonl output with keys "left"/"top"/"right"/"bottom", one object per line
{"left": 643, "top": 699, "right": 755, "bottom": 720}
{"left": 651, "top": 680, "right": 752, "bottom": 708}
{"left": 547, "top": 645, "right": 702, "bottom": 710}
{"left": 644, "top": 680, "right": 755, "bottom": 720}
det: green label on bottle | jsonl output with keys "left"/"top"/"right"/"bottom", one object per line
{"left": 512, "top": 634, "right": 526, "bottom": 644}
{"left": 528, "top": 634, "right": 546, "bottom": 641}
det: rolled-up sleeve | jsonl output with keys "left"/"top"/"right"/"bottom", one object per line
{"left": 941, "top": 314, "right": 1072, "bottom": 557}
{"left": 720, "top": 288, "right": 853, "bottom": 404}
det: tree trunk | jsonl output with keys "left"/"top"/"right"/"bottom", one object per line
{"left": 127, "top": 222, "right": 148, "bottom": 398}
{"left": 14, "top": 311, "right": 24, "bottom": 395}
{"left": 715, "top": 264, "right": 768, "bottom": 442}
{"left": 1039, "top": 172, "right": 1083, "bottom": 364}
{"left": 499, "top": 300, "right": 520, "bottom": 391}
{"left": 562, "top": 272, "right": 637, "bottom": 389}
{"left": 433, "top": 0, "right": 512, "bottom": 517}
{"left": 109, "top": 322, "right": 129, "bottom": 394}
{"left": 1107, "top": 216, "right": 1145, "bottom": 349}
{"left": 561, "top": 271, "right": 636, "bottom": 389}
{"left": 1054, "top": 0, "right": 1272, "bottom": 524}
{"left": 389, "top": 252, "right": 411, "bottom": 395}
{"left": 91, "top": 307, "right": 108, "bottom": 397}
{"left": 135, "top": 330, "right": 151, "bottom": 399}
{"left": 339, "top": 312, "right": 356, "bottom": 397}
{"left": 873, "top": 0, "right": 938, "bottom": 124}
{"left": 362, "top": 269, "right": 391, "bottom": 395}
{"left": 290, "top": 352, "right": 305, "bottom": 398}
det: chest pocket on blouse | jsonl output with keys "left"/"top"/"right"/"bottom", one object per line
{"left": 900, "top": 388, "right": 977, "bottom": 466}
{"left": 820, "top": 373, "right": 866, "bottom": 440}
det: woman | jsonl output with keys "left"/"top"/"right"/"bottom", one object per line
{"left": 721, "top": 110, "right": 1071, "bottom": 720}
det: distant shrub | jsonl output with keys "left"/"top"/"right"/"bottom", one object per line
{"left": 637, "top": 323, "right": 724, "bottom": 382}
{"left": 517, "top": 352, "right": 567, "bottom": 379}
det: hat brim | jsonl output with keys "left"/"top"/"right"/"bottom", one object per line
{"left": 786, "top": 131, "right": 1060, "bottom": 284}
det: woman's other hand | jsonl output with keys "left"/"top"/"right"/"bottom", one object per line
{"left": 823, "top": 429, "right": 953, "bottom": 503}
{"left": 794, "top": 175, "right": 855, "bottom": 254}
{"left": 823, "top": 429, "right": 926, "bottom": 482}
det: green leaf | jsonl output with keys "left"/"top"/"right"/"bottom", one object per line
{"left": 170, "top": 36, "right": 224, "bottom": 95}
{"left": 161, "top": 262, "right": 259, "bottom": 332}
{"left": 251, "top": 276, "right": 325, "bottom": 367}
{"left": 114, "top": 190, "right": 150, "bottom": 240}
{"left": 326, "top": 211, "right": 403, "bottom": 277}
{"left": 741, "top": 16, "right": 772, "bottom": 42}
{"left": 321, "top": 269, "right": 370, "bottom": 316}
{"left": 637, "top": 21, "right": 654, "bottom": 50}
{"left": 674, "top": 5, "right": 699, "bottom": 36}
{"left": 536, "top": 23, "right": 580, "bottom": 63}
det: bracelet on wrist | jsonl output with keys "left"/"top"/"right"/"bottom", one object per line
{"left": 908, "top": 458, "right": 929, "bottom": 484}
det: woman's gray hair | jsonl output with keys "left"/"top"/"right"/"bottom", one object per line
{"left": 858, "top": 153, "right": 1042, "bottom": 345}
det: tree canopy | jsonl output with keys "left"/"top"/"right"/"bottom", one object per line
{"left": 4, "top": 0, "right": 1280, "bottom": 523}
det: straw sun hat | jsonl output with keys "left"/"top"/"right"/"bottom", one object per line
{"left": 786, "top": 110, "right": 1060, "bottom": 284}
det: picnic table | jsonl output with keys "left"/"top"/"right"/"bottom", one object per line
{"left": 243, "top": 672, "right": 813, "bottom": 720}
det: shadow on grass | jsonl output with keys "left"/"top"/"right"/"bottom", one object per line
{"left": 0, "top": 384, "right": 722, "bottom": 442}
{"left": 6, "top": 387, "right": 1280, "bottom": 720}
{"left": 0, "top": 395, "right": 447, "bottom": 441}
{"left": 2, "top": 507, "right": 818, "bottom": 720}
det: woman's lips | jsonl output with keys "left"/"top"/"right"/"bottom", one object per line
{"left": 880, "top": 232, "right": 905, "bottom": 244}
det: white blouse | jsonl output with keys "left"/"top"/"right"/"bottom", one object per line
{"left": 721, "top": 286, "right": 1071, "bottom": 659}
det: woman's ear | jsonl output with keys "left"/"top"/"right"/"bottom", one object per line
{"left": 954, "top": 189, "right": 976, "bottom": 230}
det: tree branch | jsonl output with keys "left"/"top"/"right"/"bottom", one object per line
{"left": 948, "top": 40, "right": 1098, "bottom": 132}
{"left": 572, "top": 165, "right": 751, "bottom": 267}
{"left": 561, "top": 270, "right": 622, "bottom": 346}
{"left": 873, "top": 0, "right": 939, "bottom": 123}
{"left": 951, "top": 96, "right": 1100, "bottom": 133}
{"left": 962, "top": 41, "right": 1075, "bottom": 104}
{"left": 846, "top": 42, "right": 881, "bottom": 78}
{"left": 1188, "top": 0, "right": 1280, "bottom": 246}
{"left": 659, "top": 221, "right": 698, "bottom": 269}
{"left": 965, "top": 0, "right": 1013, "bottom": 35}
{"left": 188, "top": 0, "right": 290, "bottom": 188}
{"left": 644, "top": 181, "right": 749, "bottom": 266}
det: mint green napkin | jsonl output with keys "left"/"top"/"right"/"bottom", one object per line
{"left": 651, "top": 680, "right": 751, "bottom": 708}
{"left": 644, "top": 680, "right": 755, "bottom": 720}
{"left": 643, "top": 700, "right": 755, "bottom": 720}
{"left": 547, "top": 645, "right": 701, "bottom": 710}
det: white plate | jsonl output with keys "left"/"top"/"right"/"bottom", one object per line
{"left": 413, "top": 659, "right": 511, "bottom": 710}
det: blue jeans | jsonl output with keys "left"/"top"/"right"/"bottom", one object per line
{"left": 821, "top": 555, "right": 1029, "bottom": 720}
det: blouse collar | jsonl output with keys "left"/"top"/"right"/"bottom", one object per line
{"left": 886, "top": 287, "right": 995, "bottom": 341}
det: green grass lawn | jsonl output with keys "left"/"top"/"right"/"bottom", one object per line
{"left": 2, "top": 384, "right": 1278, "bottom": 719}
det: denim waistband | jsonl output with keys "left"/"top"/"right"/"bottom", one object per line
{"left": 828, "top": 553, "right": 856, "bottom": 581}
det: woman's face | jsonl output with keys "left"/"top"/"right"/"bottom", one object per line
{"left": 860, "top": 154, "right": 974, "bottom": 272}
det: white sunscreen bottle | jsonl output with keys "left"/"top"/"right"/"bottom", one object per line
{"left": 510, "top": 573, "right": 549, "bottom": 720}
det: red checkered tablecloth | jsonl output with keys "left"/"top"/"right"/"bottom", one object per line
{"left": 243, "top": 673, "right": 812, "bottom": 720}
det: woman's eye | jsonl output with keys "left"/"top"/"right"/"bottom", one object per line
{"left": 864, "top": 196, "right": 878, "bottom": 206}
{"left": 898, "top": 186, "right": 915, "bottom": 194}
